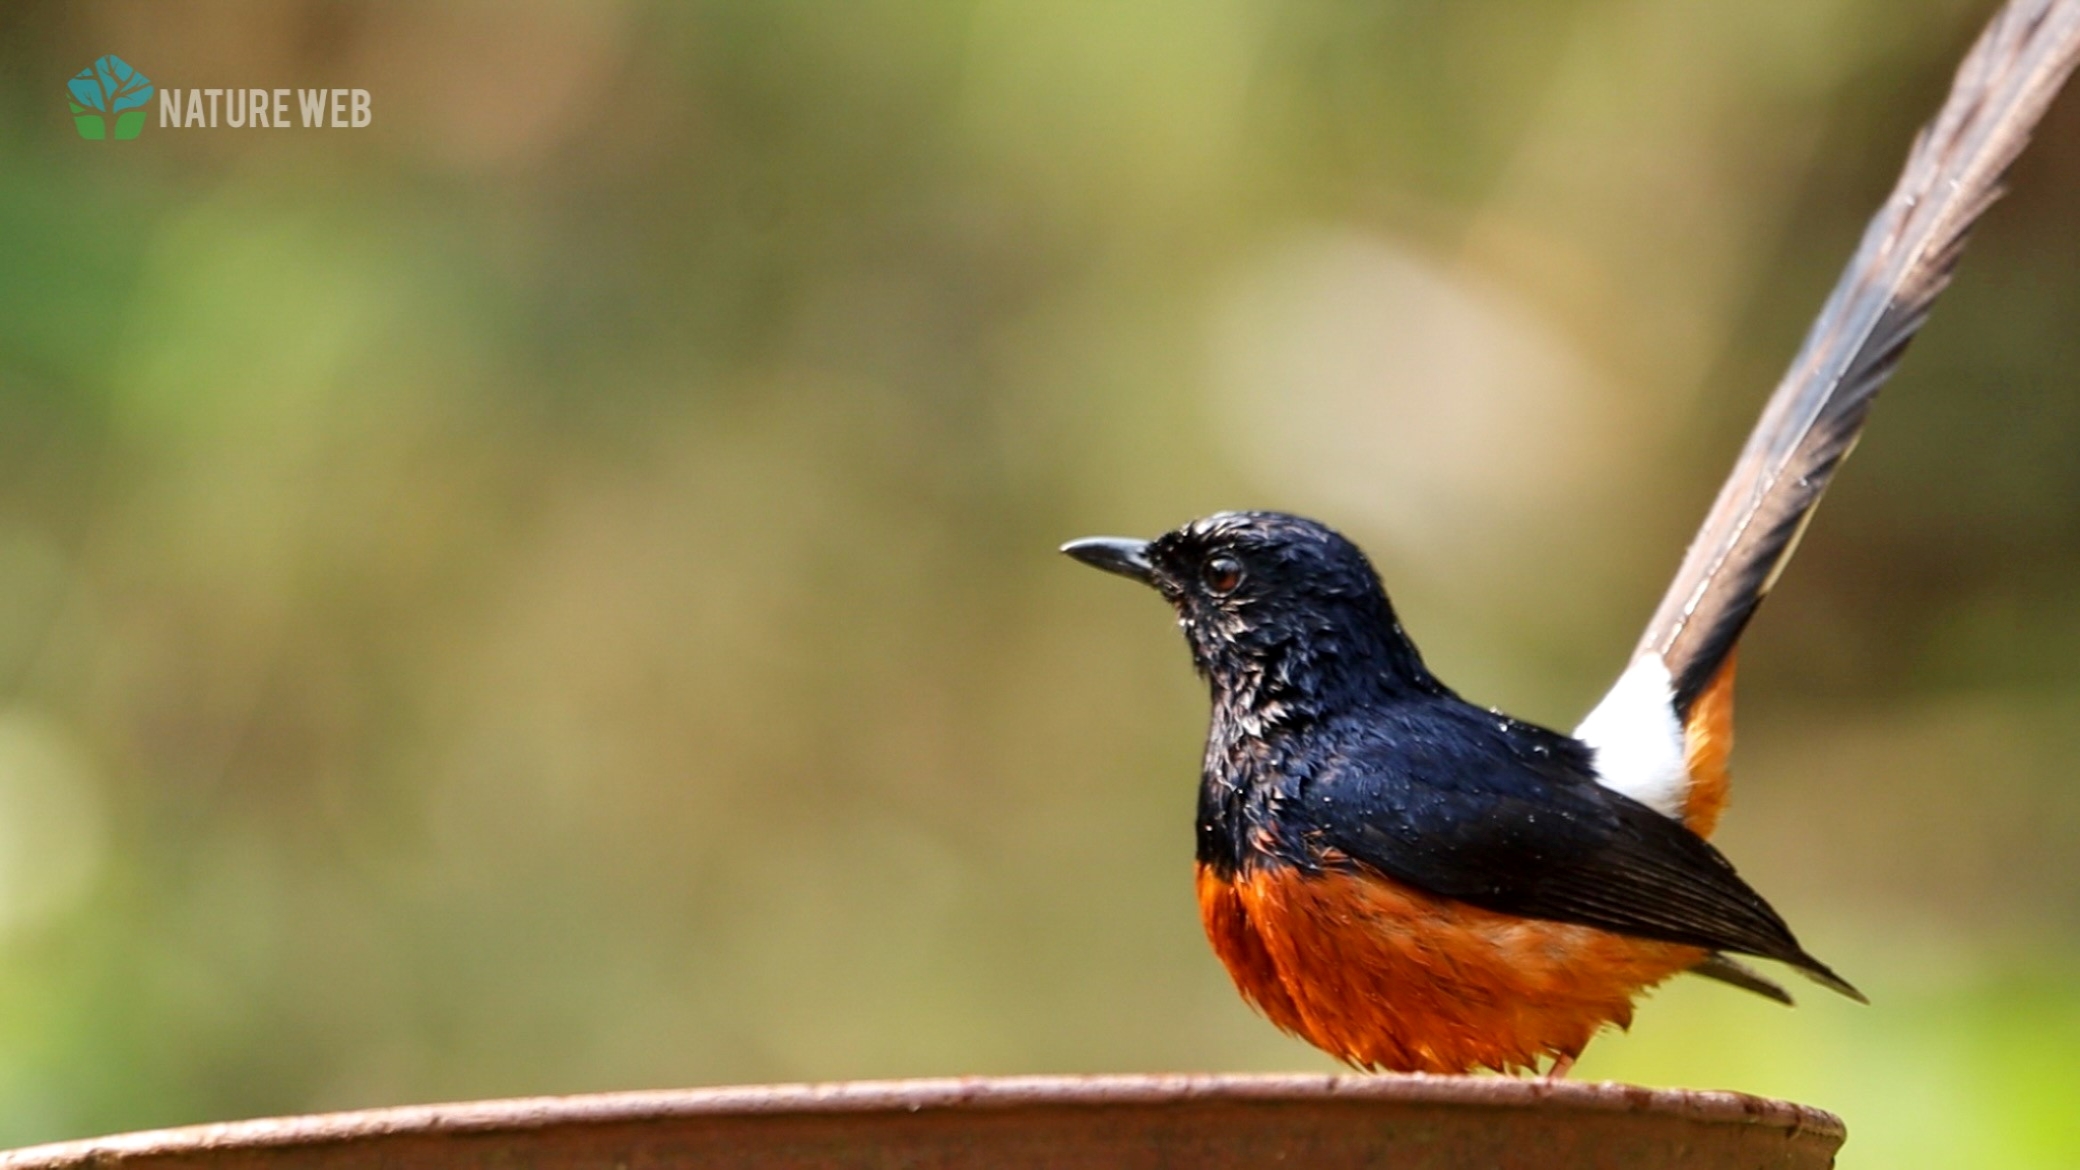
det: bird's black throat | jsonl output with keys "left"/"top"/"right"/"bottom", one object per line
{"left": 1130, "top": 513, "right": 1453, "bottom": 880}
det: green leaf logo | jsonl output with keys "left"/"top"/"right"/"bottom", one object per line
{"left": 68, "top": 55, "right": 154, "bottom": 141}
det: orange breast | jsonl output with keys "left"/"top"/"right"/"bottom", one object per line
{"left": 1197, "top": 863, "right": 1704, "bottom": 1075}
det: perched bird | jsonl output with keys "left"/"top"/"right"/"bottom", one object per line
{"left": 1064, "top": 0, "right": 2080, "bottom": 1076}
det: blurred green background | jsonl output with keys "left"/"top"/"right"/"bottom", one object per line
{"left": 2, "top": 1, "right": 2078, "bottom": 1166}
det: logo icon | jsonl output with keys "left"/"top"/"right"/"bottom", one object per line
{"left": 68, "top": 55, "right": 154, "bottom": 141}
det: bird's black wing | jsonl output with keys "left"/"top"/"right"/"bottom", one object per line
{"left": 1302, "top": 704, "right": 1861, "bottom": 999}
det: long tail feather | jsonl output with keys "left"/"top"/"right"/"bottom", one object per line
{"left": 1640, "top": 0, "right": 2080, "bottom": 714}
{"left": 1689, "top": 953, "right": 1794, "bottom": 1006}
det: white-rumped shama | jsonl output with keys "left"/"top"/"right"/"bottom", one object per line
{"left": 1065, "top": 0, "right": 2080, "bottom": 1076}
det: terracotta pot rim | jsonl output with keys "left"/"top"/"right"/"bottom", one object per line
{"left": 0, "top": 1073, "right": 1842, "bottom": 1165}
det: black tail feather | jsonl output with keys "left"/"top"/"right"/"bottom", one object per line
{"left": 1638, "top": 0, "right": 2080, "bottom": 715}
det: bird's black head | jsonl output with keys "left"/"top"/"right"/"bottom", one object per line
{"left": 1062, "top": 511, "right": 1441, "bottom": 718}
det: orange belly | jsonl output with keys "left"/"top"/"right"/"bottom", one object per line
{"left": 1197, "top": 863, "right": 1704, "bottom": 1074}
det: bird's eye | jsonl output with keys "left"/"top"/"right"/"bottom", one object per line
{"left": 1202, "top": 555, "right": 1244, "bottom": 595}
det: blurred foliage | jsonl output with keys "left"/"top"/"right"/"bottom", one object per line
{"left": 0, "top": 2, "right": 2078, "bottom": 1167}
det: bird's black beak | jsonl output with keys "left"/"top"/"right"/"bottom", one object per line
{"left": 1061, "top": 536, "right": 1156, "bottom": 586}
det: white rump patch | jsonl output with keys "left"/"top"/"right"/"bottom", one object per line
{"left": 1573, "top": 654, "right": 1689, "bottom": 820}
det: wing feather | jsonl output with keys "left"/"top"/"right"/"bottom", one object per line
{"left": 1312, "top": 710, "right": 1864, "bottom": 999}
